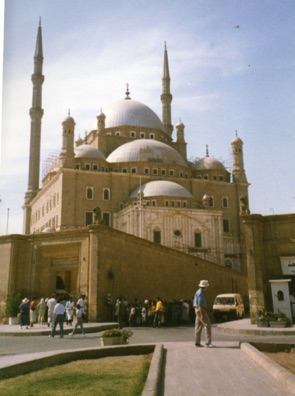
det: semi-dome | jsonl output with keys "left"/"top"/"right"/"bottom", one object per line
{"left": 95, "top": 99, "right": 165, "bottom": 132}
{"left": 106, "top": 139, "right": 188, "bottom": 167}
{"left": 130, "top": 180, "right": 193, "bottom": 198}
{"left": 195, "top": 156, "right": 227, "bottom": 171}
{"left": 75, "top": 144, "right": 105, "bottom": 159}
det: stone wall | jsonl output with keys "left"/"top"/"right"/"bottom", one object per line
{"left": 0, "top": 225, "right": 248, "bottom": 321}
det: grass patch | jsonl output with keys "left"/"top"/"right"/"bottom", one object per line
{"left": 0, "top": 354, "right": 152, "bottom": 396}
{"left": 263, "top": 350, "right": 295, "bottom": 375}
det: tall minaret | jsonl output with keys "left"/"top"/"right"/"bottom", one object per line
{"left": 23, "top": 21, "right": 44, "bottom": 234}
{"left": 175, "top": 119, "right": 187, "bottom": 160}
{"left": 231, "top": 133, "right": 247, "bottom": 183}
{"left": 60, "top": 110, "right": 75, "bottom": 169}
{"left": 161, "top": 42, "right": 173, "bottom": 137}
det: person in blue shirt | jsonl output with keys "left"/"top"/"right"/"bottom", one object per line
{"left": 193, "top": 280, "right": 214, "bottom": 347}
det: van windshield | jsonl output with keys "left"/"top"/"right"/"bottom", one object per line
{"left": 214, "top": 297, "right": 235, "bottom": 305}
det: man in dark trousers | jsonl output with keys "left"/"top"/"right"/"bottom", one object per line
{"left": 193, "top": 280, "right": 215, "bottom": 347}
{"left": 49, "top": 298, "right": 65, "bottom": 338}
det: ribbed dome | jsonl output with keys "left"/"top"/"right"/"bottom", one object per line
{"left": 130, "top": 181, "right": 193, "bottom": 198}
{"left": 96, "top": 99, "right": 165, "bottom": 131}
{"left": 75, "top": 144, "right": 105, "bottom": 159}
{"left": 106, "top": 139, "right": 188, "bottom": 167}
{"left": 195, "top": 156, "right": 227, "bottom": 171}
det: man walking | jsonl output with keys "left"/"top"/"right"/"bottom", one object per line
{"left": 193, "top": 280, "right": 214, "bottom": 347}
{"left": 50, "top": 298, "right": 65, "bottom": 338}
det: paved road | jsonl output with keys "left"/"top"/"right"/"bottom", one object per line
{"left": 1, "top": 323, "right": 295, "bottom": 357}
{"left": 1, "top": 322, "right": 295, "bottom": 395}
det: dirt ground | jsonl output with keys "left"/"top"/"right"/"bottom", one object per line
{"left": 263, "top": 350, "right": 295, "bottom": 375}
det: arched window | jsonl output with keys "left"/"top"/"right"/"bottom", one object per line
{"left": 208, "top": 196, "right": 214, "bottom": 207}
{"left": 103, "top": 188, "right": 110, "bottom": 200}
{"left": 86, "top": 187, "right": 93, "bottom": 200}
{"left": 222, "top": 197, "right": 228, "bottom": 208}
{"left": 153, "top": 230, "right": 161, "bottom": 244}
{"left": 194, "top": 232, "right": 202, "bottom": 248}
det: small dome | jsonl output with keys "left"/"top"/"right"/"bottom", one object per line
{"left": 106, "top": 139, "right": 188, "bottom": 167}
{"left": 231, "top": 135, "right": 243, "bottom": 145}
{"left": 63, "top": 116, "right": 75, "bottom": 123}
{"left": 97, "top": 109, "right": 106, "bottom": 118}
{"left": 42, "top": 227, "right": 56, "bottom": 233}
{"left": 75, "top": 144, "right": 105, "bottom": 159}
{"left": 130, "top": 181, "right": 193, "bottom": 198}
{"left": 195, "top": 156, "right": 227, "bottom": 171}
{"left": 176, "top": 121, "right": 185, "bottom": 128}
{"left": 93, "top": 99, "right": 165, "bottom": 132}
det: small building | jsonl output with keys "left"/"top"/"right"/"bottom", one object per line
{"left": 242, "top": 213, "right": 295, "bottom": 323}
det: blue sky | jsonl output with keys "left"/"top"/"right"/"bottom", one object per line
{"left": 0, "top": 0, "right": 295, "bottom": 235}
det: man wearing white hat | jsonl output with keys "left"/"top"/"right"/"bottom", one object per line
{"left": 193, "top": 280, "right": 214, "bottom": 347}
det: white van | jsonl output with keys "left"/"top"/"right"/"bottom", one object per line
{"left": 213, "top": 293, "right": 244, "bottom": 322}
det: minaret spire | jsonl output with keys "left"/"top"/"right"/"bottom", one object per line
{"left": 23, "top": 22, "right": 45, "bottom": 234}
{"left": 161, "top": 42, "right": 173, "bottom": 137}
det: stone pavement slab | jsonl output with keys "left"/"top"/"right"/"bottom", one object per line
{"left": 162, "top": 341, "right": 295, "bottom": 396}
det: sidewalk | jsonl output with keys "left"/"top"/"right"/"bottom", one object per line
{"left": 161, "top": 341, "right": 295, "bottom": 396}
{"left": 0, "top": 320, "right": 295, "bottom": 395}
{"left": 158, "top": 319, "right": 295, "bottom": 396}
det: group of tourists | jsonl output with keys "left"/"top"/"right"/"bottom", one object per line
{"left": 17, "top": 278, "right": 215, "bottom": 346}
{"left": 18, "top": 294, "right": 87, "bottom": 338}
{"left": 114, "top": 296, "right": 194, "bottom": 329}
{"left": 114, "top": 279, "right": 215, "bottom": 347}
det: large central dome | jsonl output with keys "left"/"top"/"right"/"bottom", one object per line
{"left": 100, "top": 99, "right": 165, "bottom": 131}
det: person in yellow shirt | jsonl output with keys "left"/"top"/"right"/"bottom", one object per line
{"left": 153, "top": 297, "right": 163, "bottom": 328}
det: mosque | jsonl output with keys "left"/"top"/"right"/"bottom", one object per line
{"left": 3, "top": 23, "right": 294, "bottom": 324}
{"left": 22, "top": 23, "right": 250, "bottom": 274}
{"left": 0, "top": 22, "right": 254, "bottom": 322}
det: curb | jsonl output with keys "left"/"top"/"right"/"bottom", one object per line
{"left": 142, "top": 344, "right": 164, "bottom": 396}
{"left": 240, "top": 342, "right": 295, "bottom": 395}
{"left": 0, "top": 323, "right": 117, "bottom": 337}
{"left": 217, "top": 324, "right": 295, "bottom": 336}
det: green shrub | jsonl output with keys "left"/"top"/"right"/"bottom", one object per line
{"left": 102, "top": 328, "right": 133, "bottom": 341}
{"left": 6, "top": 290, "right": 25, "bottom": 317}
